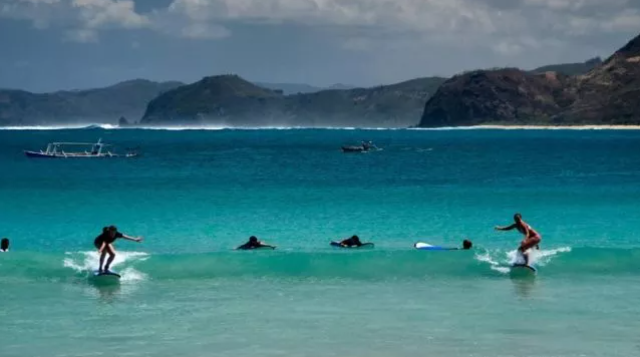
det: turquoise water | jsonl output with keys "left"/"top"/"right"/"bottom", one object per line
{"left": 1, "top": 128, "right": 640, "bottom": 357}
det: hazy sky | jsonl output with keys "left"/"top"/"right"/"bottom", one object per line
{"left": 1, "top": 0, "right": 639, "bottom": 92}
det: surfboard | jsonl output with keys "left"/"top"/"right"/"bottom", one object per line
{"left": 330, "top": 241, "right": 374, "bottom": 249}
{"left": 414, "top": 242, "right": 448, "bottom": 251}
{"left": 91, "top": 270, "right": 121, "bottom": 281}
{"left": 509, "top": 264, "right": 537, "bottom": 278}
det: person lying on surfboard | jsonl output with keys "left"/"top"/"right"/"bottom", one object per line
{"left": 339, "top": 235, "right": 364, "bottom": 247}
{"left": 236, "top": 236, "right": 276, "bottom": 250}
{"left": 494, "top": 213, "right": 541, "bottom": 265}
{"left": 414, "top": 239, "right": 473, "bottom": 250}
{"left": 94, "top": 226, "right": 143, "bottom": 273}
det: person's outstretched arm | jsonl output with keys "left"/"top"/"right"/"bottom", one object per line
{"left": 120, "top": 234, "right": 143, "bottom": 243}
{"left": 494, "top": 223, "right": 516, "bottom": 231}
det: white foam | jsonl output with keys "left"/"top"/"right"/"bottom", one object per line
{"left": 63, "top": 250, "right": 149, "bottom": 281}
{"left": 0, "top": 124, "right": 119, "bottom": 130}
{"left": 475, "top": 246, "right": 571, "bottom": 273}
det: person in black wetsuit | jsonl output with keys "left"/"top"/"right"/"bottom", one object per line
{"left": 94, "top": 226, "right": 143, "bottom": 273}
{"left": 339, "top": 235, "right": 363, "bottom": 247}
{"left": 236, "top": 236, "right": 276, "bottom": 250}
{"left": 1, "top": 238, "right": 9, "bottom": 252}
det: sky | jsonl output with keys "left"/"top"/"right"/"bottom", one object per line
{"left": 1, "top": 0, "right": 639, "bottom": 92}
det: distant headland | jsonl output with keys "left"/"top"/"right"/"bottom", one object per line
{"left": 1, "top": 32, "right": 639, "bottom": 129}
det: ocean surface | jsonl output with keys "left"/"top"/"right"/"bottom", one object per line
{"left": 1, "top": 127, "right": 640, "bottom": 357}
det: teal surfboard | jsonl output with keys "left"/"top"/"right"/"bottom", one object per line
{"left": 509, "top": 264, "right": 537, "bottom": 278}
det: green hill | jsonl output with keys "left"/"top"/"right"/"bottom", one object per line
{"left": 0, "top": 79, "right": 183, "bottom": 126}
{"left": 419, "top": 33, "right": 640, "bottom": 127}
{"left": 141, "top": 75, "right": 446, "bottom": 127}
{"left": 531, "top": 57, "right": 602, "bottom": 76}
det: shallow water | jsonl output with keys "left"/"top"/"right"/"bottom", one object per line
{"left": 1, "top": 128, "right": 640, "bottom": 357}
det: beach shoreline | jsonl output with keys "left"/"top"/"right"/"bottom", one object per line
{"left": 462, "top": 124, "right": 640, "bottom": 130}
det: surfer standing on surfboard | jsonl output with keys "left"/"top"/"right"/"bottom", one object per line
{"left": 494, "top": 213, "right": 541, "bottom": 265}
{"left": 94, "top": 226, "right": 143, "bottom": 273}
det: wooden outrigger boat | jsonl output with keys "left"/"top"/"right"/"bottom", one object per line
{"left": 24, "top": 139, "right": 138, "bottom": 159}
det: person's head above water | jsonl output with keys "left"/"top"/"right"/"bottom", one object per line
{"left": 514, "top": 213, "right": 522, "bottom": 223}
{"left": 1, "top": 238, "right": 9, "bottom": 251}
{"left": 249, "top": 236, "right": 258, "bottom": 243}
{"left": 462, "top": 239, "right": 472, "bottom": 250}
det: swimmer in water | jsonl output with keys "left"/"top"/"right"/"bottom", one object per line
{"left": 495, "top": 213, "right": 541, "bottom": 265}
{"left": 236, "top": 236, "right": 276, "bottom": 250}
{"left": 1, "top": 238, "right": 9, "bottom": 252}
{"left": 94, "top": 226, "right": 143, "bottom": 273}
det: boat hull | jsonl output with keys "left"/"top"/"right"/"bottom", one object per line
{"left": 24, "top": 151, "right": 58, "bottom": 158}
{"left": 341, "top": 146, "right": 367, "bottom": 153}
{"left": 24, "top": 151, "right": 137, "bottom": 159}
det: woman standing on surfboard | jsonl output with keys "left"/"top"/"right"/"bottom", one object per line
{"left": 94, "top": 226, "right": 143, "bottom": 273}
{"left": 495, "top": 213, "right": 541, "bottom": 265}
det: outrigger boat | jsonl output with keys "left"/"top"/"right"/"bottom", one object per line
{"left": 24, "top": 139, "right": 138, "bottom": 159}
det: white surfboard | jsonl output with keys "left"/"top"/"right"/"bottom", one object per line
{"left": 414, "top": 242, "right": 448, "bottom": 251}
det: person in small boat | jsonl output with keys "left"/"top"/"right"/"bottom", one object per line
{"left": 339, "top": 235, "right": 364, "bottom": 247}
{"left": 94, "top": 226, "right": 143, "bottom": 273}
{"left": 495, "top": 213, "right": 541, "bottom": 265}
{"left": 1, "top": 238, "right": 9, "bottom": 252}
{"left": 236, "top": 236, "right": 276, "bottom": 250}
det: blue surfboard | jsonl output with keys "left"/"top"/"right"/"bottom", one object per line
{"left": 414, "top": 242, "right": 449, "bottom": 251}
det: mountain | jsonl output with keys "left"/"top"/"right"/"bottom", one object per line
{"left": 254, "top": 82, "right": 323, "bottom": 95}
{"left": 531, "top": 57, "right": 602, "bottom": 76}
{"left": 0, "top": 79, "right": 183, "bottom": 126}
{"left": 140, "top": 75, "right": 447, "bottom": 127}
{"left": 254, "top": 82, "right": 357, "bottom": 95}
{"left": 326, "top": 83, "right": 356, "bottom": 90}
{"left": 419, "top": 33, "right": 640, "bottom": 127}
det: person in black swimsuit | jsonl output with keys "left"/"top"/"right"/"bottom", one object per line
{"left": 1, "top": 238, "right": 9, "bottom": 252}
{"left": 236, "top": 236, "right": 276, "bottom": 250}
{"left": 94, "top": 226, "right": 143, "bottom": 273}
{"left": 339, "top": 235, "right": 363, "bottom": 247}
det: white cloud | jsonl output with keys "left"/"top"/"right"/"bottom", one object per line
{"left": 1, "top": 0, "right": 639, "bottom": 48}
{"left": 180, "top": 22, "right": 230, "bottom": 39}
{"left": 1, "top": 0, "right": 149, "bottom": 42}
{"left": 64, "top": 28, "right": 98, "bottom": 42}
{"left": 71, "top": 0, "right": 149, "bottom": 29}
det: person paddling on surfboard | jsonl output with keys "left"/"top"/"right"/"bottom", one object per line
{"left": 236, "top": 236, "right": 276, "bottom": 250}
{"left": 339, "top": 235, "right": 363, "bottom": 248}
{"left": 94, "top": 226, "right": 143, "bottom": 273}
{"left": 495, "top": 213, "right": 541, "bottom": 265}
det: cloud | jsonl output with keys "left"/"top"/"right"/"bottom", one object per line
{"left": 71, "top": 0, "right": 149, "bottom": 29}
{"left": 64, "top": 28, "right": 99, "bottom": 42}
{"left": 179, "top": 22, "right": 230, "bottom": 39}
{"left": 1, "top": 0, "right": 149, "bottom": 42}
{"left": 1, "top": 0, "right": 639, "bottom": 50}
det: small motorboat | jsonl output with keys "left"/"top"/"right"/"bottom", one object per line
{"left": 341, "top": 145, "right": 368, "bottom": 153}
{"left": 341, "top": 141, "right": 380, "bottom": 153}
{"left": 24, "top": 139, "right": 138, "bottom": 159}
